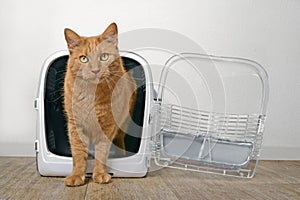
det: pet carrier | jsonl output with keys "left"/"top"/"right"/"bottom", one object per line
{"left": 35, "top": 50, "right": 153, "bottom": 177}
{"left": 35, "top": 51, "right": 268, "bottom": 178}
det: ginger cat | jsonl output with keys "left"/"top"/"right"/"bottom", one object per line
{"left": 63, "top": 23, "right": 137, "bottom": 186}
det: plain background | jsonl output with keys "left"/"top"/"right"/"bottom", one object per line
{"left": 0, "top": 0, "right": 299, "bottom": 159}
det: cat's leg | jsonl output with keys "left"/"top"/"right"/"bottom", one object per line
{"left": 113, "top": 128, "right": 126, "bottom": 156}
{"left": 65, "top": 126, "right": 89, "bottom": 187}
{"left": 93, "top": 138, "right": 112, "bottom": 184}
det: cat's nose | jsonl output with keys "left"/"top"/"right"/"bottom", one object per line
{"left": 91, "top": 69, "right": 100, "bottom": 74}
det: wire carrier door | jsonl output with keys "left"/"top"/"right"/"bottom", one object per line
{"left": 151, "top": 53, "right": 269, "bottom": 178}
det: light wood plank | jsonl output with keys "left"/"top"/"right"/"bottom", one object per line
{"left": 0, "top": 158, "right": 299, "bottom": 200}
{"left": 0, "top": 157, "right": 87, "bottom": 200}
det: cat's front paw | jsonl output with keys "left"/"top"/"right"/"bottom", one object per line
{"left": 65, "top": 175, "right": 85, "bottom": 187}
{"left": 93, "top": 173, "right": 111, "bottom": 184}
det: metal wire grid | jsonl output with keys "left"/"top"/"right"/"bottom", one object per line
{"left": 152, "top": 103, "right": 266, "bottom": 159}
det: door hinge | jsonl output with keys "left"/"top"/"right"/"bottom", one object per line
{"left": 150, "top": 141, "right": 160, "bottom": 158}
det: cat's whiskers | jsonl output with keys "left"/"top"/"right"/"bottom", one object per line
{"left": 52, "top": 69, "right": 67, "bottom": 73}
{"left": 48, "top": 77, "right": 65, "bottom": 86}
{"left": 52, "top": 76, "right": 66, "bottom": 81}
{"left": 108, "top": 70, "right": 135, "bottom": 81}
{"left": 109, "top": 73, "right": 136, "bottom": 85}
{"left": 47, "top": 95, "right": 63, "bottom": 103}
{"left": 106, "top": 77, "right": 121, "bottom": 94}
{"left": 108, "top": 70, "right": 131, "bottom": 75}
{"left": 48, "top": 88, "right": 64, "bottom": 95}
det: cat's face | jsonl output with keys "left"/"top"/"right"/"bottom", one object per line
{"left": 64, "top": 23, "right": 120, "bottom": 83}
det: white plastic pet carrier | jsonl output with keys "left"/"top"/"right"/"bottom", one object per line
{"left": 35, "top": 50, "right": 268, "bottom": 178}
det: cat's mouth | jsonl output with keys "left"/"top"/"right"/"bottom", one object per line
{"left": 80, "top": 71, "right": 110, "bottom": 84}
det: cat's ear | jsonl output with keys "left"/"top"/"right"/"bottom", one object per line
{"left": 64, "top": 28, "right": 81, "bottom": 52}
{"left": 101, "top": 23, "right": 118, "bottom": 46}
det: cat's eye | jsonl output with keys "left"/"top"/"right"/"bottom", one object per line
{"left": 100, "top": 53, "right": 109, "bottom": 61}
{"left": 79, "top": 56, "right": 89, "bottom": 63}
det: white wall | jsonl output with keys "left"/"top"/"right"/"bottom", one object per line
{"left": 0, "top": 0, "right": 299, "bottom": 159}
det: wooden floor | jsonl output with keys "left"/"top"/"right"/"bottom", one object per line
{"left": 0, "top": 157, "right": 299, "bottom": 200}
